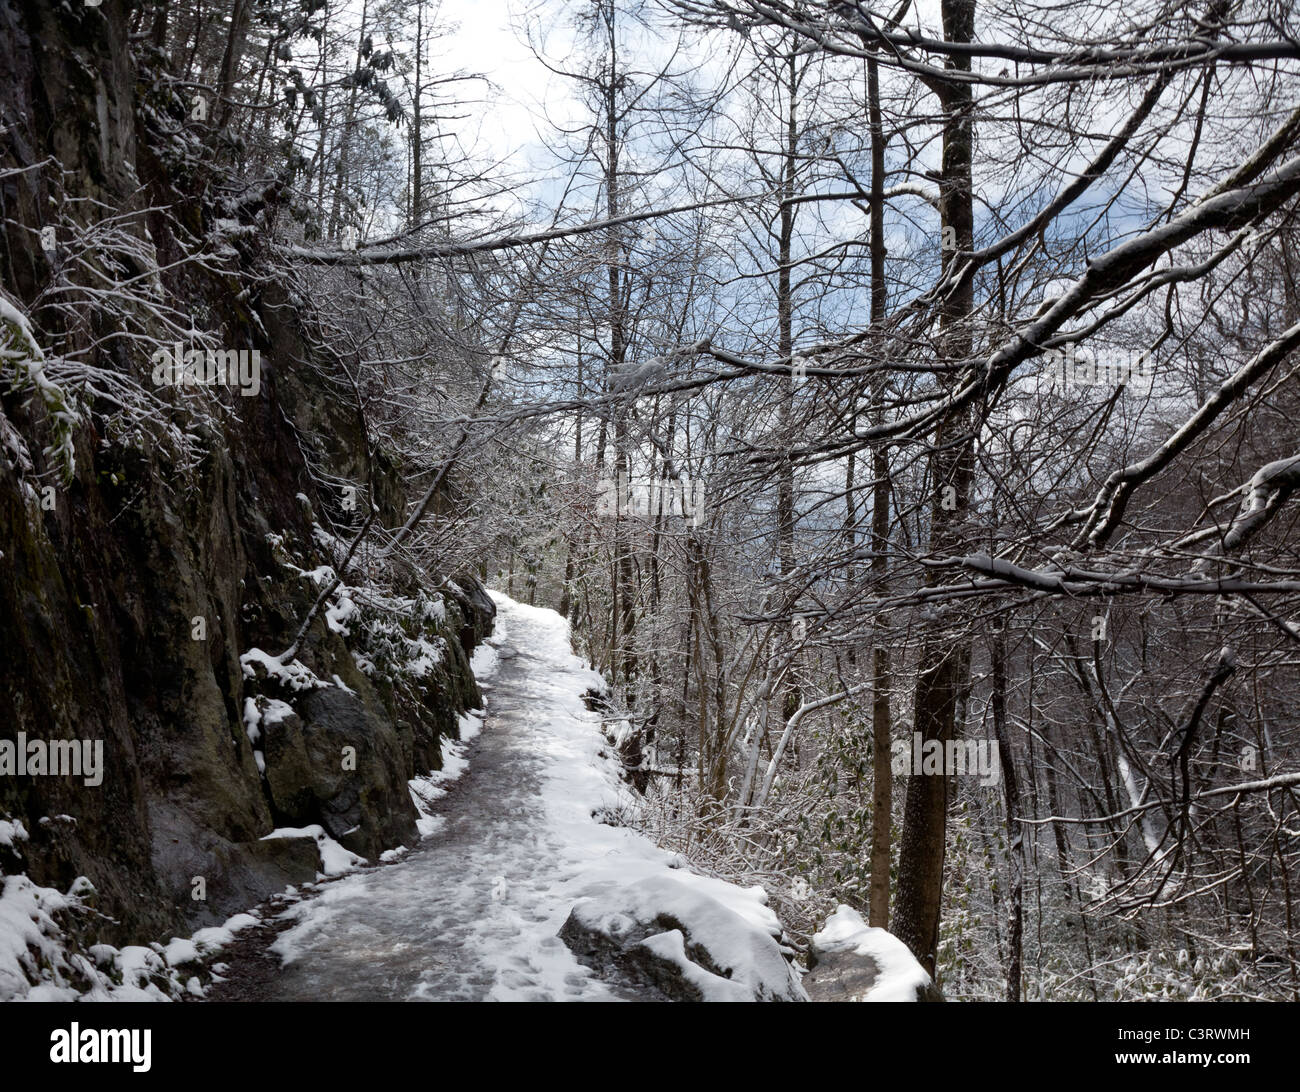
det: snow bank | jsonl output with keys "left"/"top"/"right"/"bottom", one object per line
{"left": 161, "top": 914, "right": 260, "bottom": 969}
{"left": 458, "top": 710, "right": 484, "bottom": 742}
{"left": 808, "top": 904, "right": 934, "bottom": 1002}
{"left": 0, "top": 817, "right": 27, "bottom": 850}
{"left": 469, "top": 640, "right": 499, "bottom": 681}
{"left": 406, "top": 710, "right": 486, "bottom": 837}
{"left": 0, "top": 869, "right": 259, "bottom": 1001}
{"left": 561, "top": 874, "right": 807, "bottom": 1001}
{"left": 489, "top": 595, "right": 806, "bottom": 1001}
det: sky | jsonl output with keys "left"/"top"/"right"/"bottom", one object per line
{"left": 377, "top": 0, "right": 1230, "bottom": 368}
{"left": 434, "top": 0, "right": 582, "bottom": 182}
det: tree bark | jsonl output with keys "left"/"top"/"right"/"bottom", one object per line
{"left": 892, "top": 0, "right": 977, "bottom": 977}
{"left": 866, "top": 49, "right": 894, "bottom": 931}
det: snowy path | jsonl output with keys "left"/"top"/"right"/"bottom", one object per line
{"left": 6, "top": 593, "right": 912, "bottom": 1002}
{"left": 249, "top": 595, "right": 660, "bottom": 1001}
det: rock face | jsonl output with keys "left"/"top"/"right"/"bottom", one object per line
{"left": 803, "top": 905, "right": 945, "bottom": 1002}
{"left": 559, "top": 875, "right": 807, "bottom": 1002}
{"left": 0, "top": 0, "right": 495, "bottom": 956}
{"left": 286, "top": 686, "right": 420, "bottom": 860}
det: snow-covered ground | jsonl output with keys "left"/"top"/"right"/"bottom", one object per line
{"left": 4, "top": 593, "right": 926, "bottom": 1002}
{"left": 0, "top": 855, "right": 261, "bottom": 1001}
{"left": 257, "top": 593, "right": 804, "bottom": 1001}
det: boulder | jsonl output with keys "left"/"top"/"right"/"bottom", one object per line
{"left": 259, "top": 701, "right": 314, "bottom": 823}
{"left": 559, "top": 874, "right": 806, "bottom": 1002}
{"left": 291, "top": 686, "right": 420, "bottom": 859}
{"left": 803, "top": 905, "right": 943, "bottom": 1002}
{"left": 447, "top": 576, "right": 496, "bottom": 653}
{"left": 147, "top": 799, "right": 320, "bottom": 927}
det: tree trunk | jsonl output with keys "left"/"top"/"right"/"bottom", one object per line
{"left": 892, "top": 0, "right": 977, "bottom": 977}
{"left": 411, "top": 0, "right": 425, "bottom": 227}
{"left": 777, "top": 49, "right": 800, "bottom": 722}
{"left": 866, "top": 49, "right": 894, "bottom": 931}
{"left": 990, "top": 622, "right": 1023, "bottom": 1000}
{"left": 215, "top": 0, "right": 251, "bottom": 129}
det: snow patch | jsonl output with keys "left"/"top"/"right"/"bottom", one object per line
{"left": 0, "top": 818, "right": 28, "bottom": 850}
{"left": 469, "top": 641, "right": 499, "bottom": 682}
{"left": 408, "top": 737, "right": 474, "bottom": 837}
{"left": 326, "top": 593, "right": 357, "bottom": 635}
{"left": 240, "top": 648, "right": 327, "bottom": 691}
{"left": 0, "top": 874, "right": 258, "bottom": 1002}
{"left": 565, "top": 874, "right": 807, "bottom": 1001}
{"left": 458, "top": 710, "right": 483, "bottom": 742}
{"left": 262, "top": 825, "right": 365, "bottom": 877}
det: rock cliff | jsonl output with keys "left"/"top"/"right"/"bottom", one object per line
{"left": 0, "top": 0, "right": 492, "bottom": 961}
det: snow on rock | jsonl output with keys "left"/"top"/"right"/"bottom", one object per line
{"left": 325, "top": 592, "right": 357, "bottom": 635}
{"left": 162, "top": 936, "right": 201, "bottom": 967}
{"left": 262, "top": 825, "right": 365, "bottom": 877}
{"left": 559, "top": 874, "right": 807, "bottom": 1001}
{"left": 240, "top": 647, "right": 328, "bottom": 691}
{"left": 803, "top": 904, "right": 939, "bottom": 1002}
{"left": 0, "top": 817, "right": 28, "bottom": 851}
{"left": 0, "top": 870, "right": 259, "bottom": 1001}
{"left": 242, "top": 696, "right": 262, "bottom": 745}
{"left": 243, "top": 695, "right": 297, "bottom": 777}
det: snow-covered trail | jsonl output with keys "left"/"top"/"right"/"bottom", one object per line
{"left": 250, "top": 594, "right": 657, "bottom": 1001}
